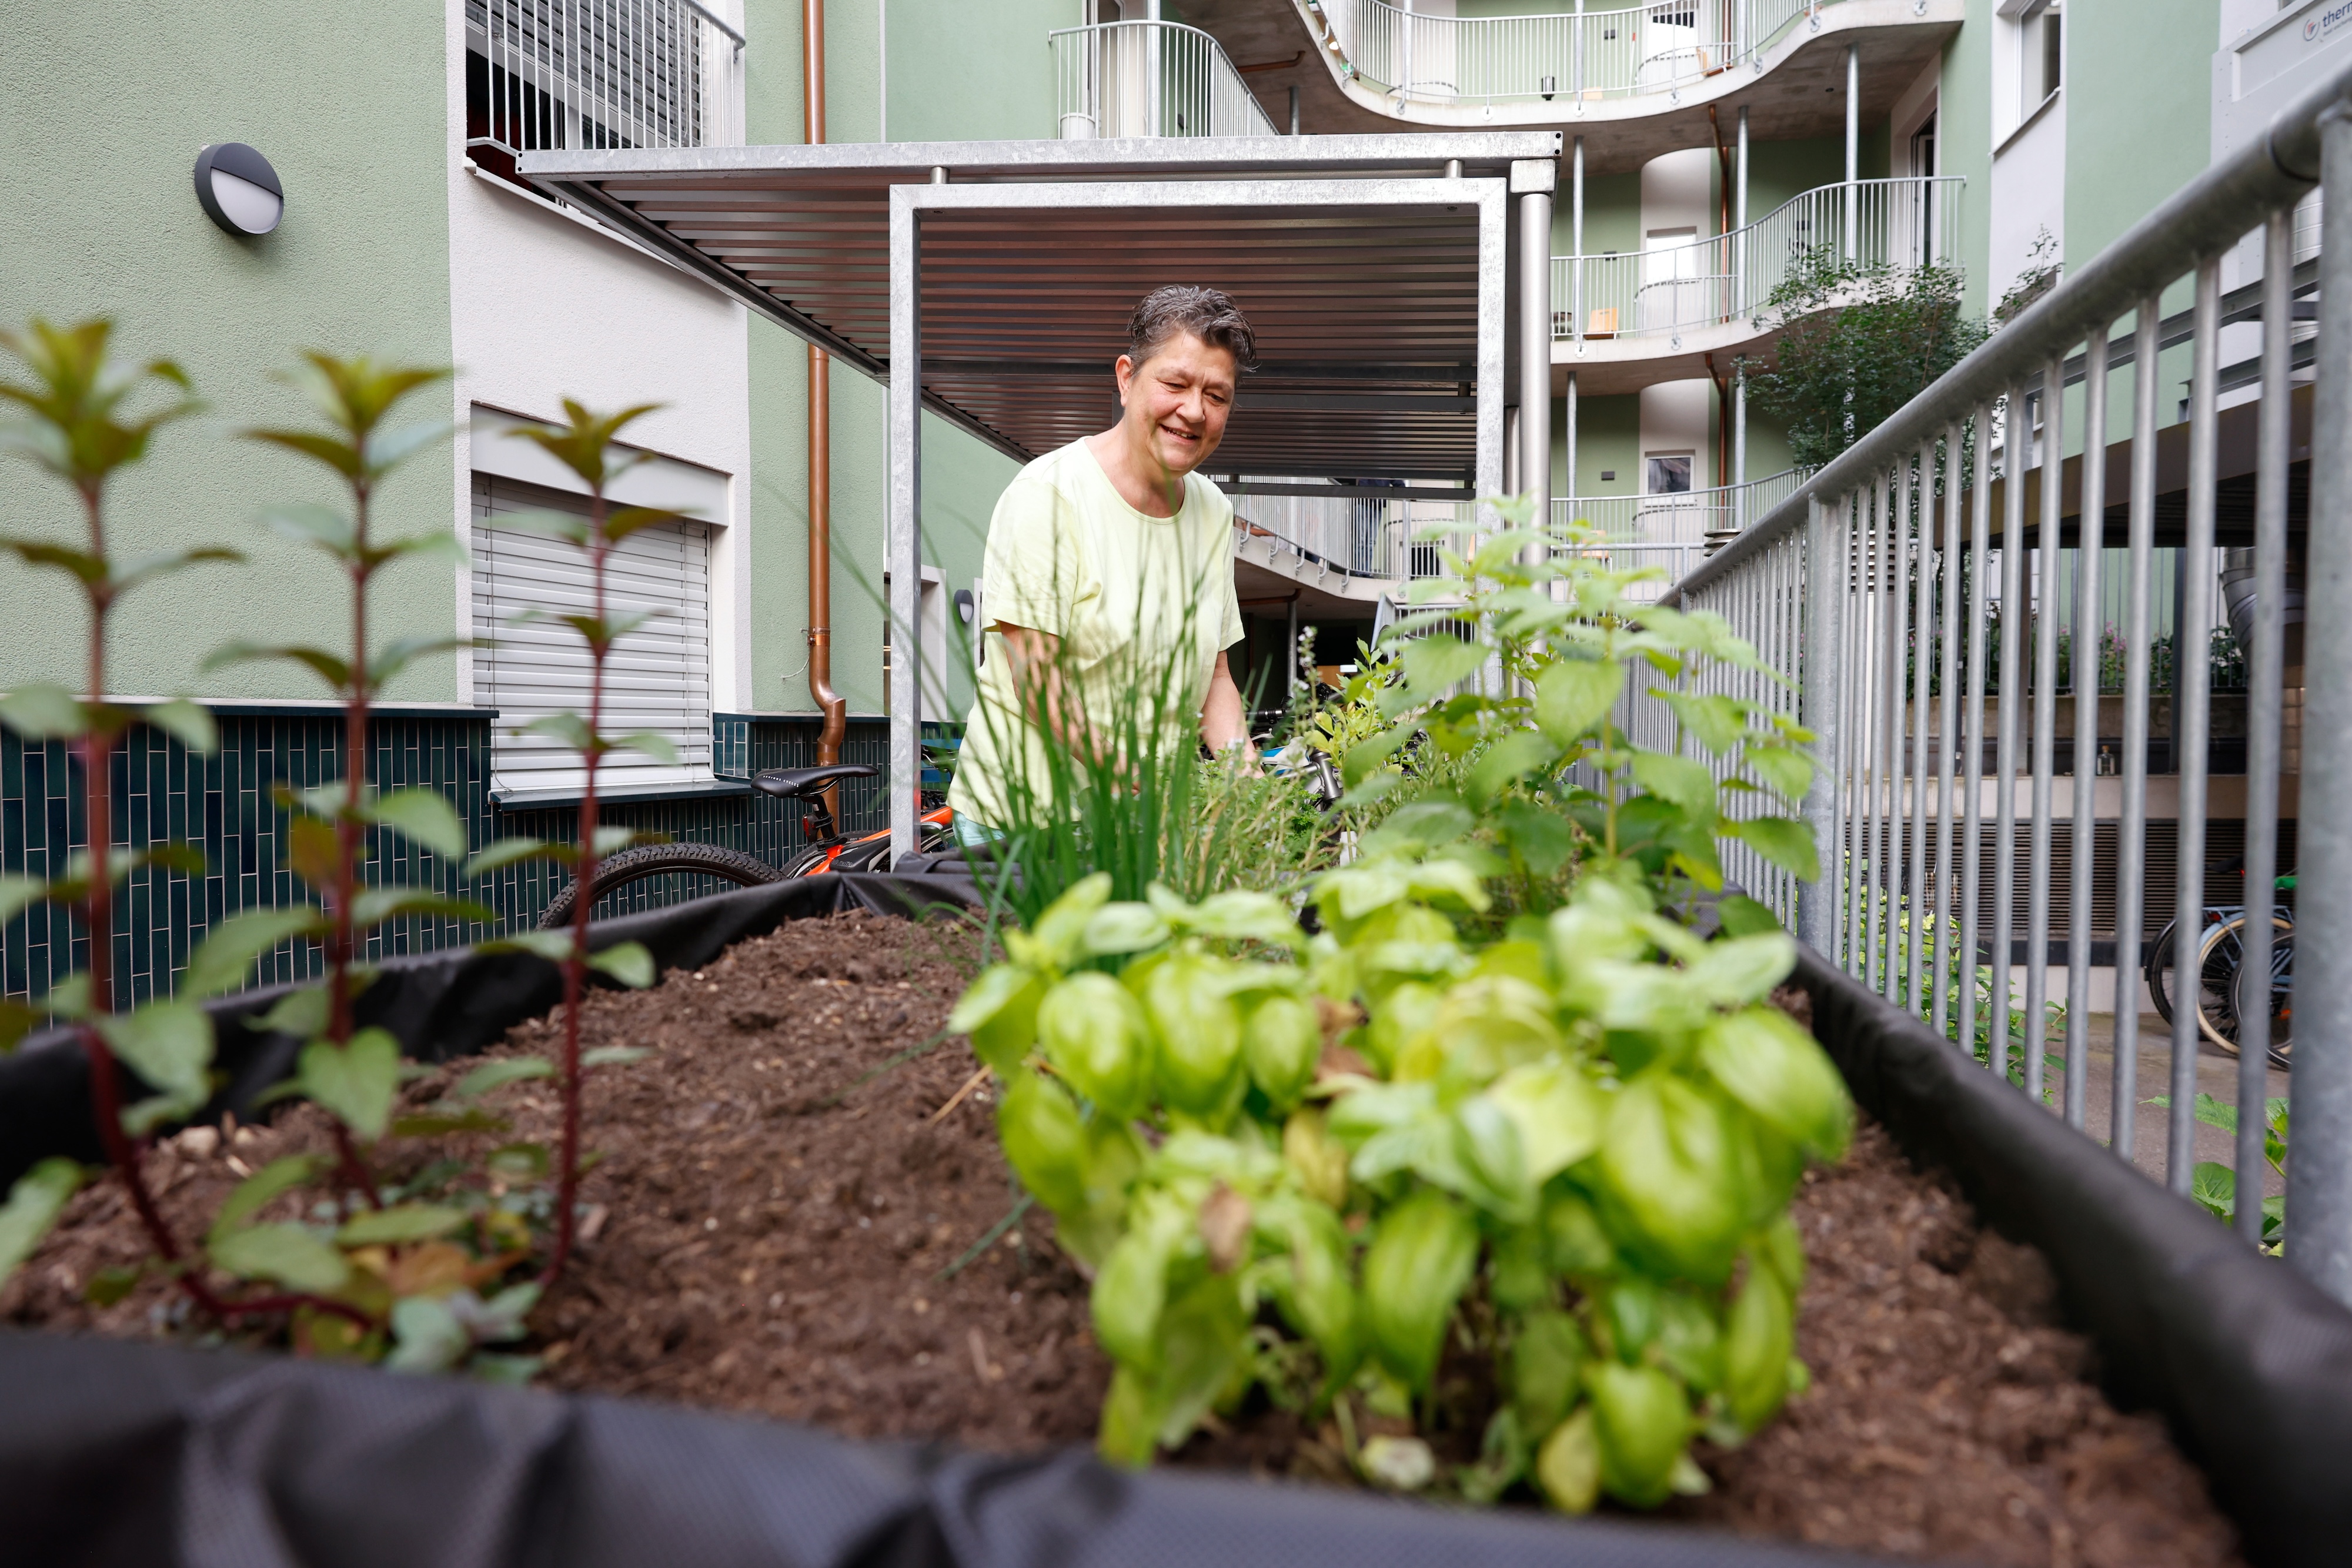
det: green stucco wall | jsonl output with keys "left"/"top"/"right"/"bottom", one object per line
{"left": 0, "top": 1, "right": 456, "bottom": 700}
{"left": 1935, "top": 4, "right": 1994, "bottom": 319}
{"left": 2062, "top": 0, "right": 2215, "bottom": 270}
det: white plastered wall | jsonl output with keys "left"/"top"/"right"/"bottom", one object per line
{"left": 1637, "top": 147, "right": 1716, "bottom": 497}
{"left": 1988, "top": 1, "right": 2066, "bottom": 299}
{"left": 441, "top": 0, "right": 753, "bottom": 714}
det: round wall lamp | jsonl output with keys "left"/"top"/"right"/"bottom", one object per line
{"left": 193, "top": 143, "right": 283, "bottom": 237}
{"left": 953, "top": 588, "right": 976, "bottom": 625}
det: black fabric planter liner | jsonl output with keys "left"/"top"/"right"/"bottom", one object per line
{"left": 0, "top": 885, "right": 2340, "bottom": 1565}
{"left": 1788, "top": 945, "right": 2352, "bottom": 1568}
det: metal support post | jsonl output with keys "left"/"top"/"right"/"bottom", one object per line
{"left": 1736, "top": 105, "right": 1750, "bottom": 316}
{"left": 1799, "top": 496, "right": 1842, "bottom": 953}
{"left": 1514, "top": 159, "right": 1555, "bottom": 538}
{"left": 1844, "top": 44, "right": 1859, "bottom": 262}
{"left": 1733, "top": 358, "right": 1748, "bottom": 528}
{"left": 1571, "top": 136, "right": 1585, "bottom": 349}
{"left": 2288, "top": 106, "right": 2352, "bottom": 1304}
{"left": 1565, "top": 371, "right": 1579, "bottom": 506}
{"left": 887, "top": 186, "right": 924, "bottom": 861}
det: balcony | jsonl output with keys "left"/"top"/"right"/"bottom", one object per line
{"left": 1172, "top": 0, "right": 1957, "bottom": 158}
{"left": 1228, "top": 469, "right": 1798, "bottom": 610}
{"left": 1051, "top": 21, "right": 1284, "bottom": 141}
{"left": 1552, "top": 175, "right": 1959, "bottom": 391}
{"left": 466, "top": 0, "right": 745, "bottom": 186}
{"left": 1321, "top": 0, "right": 1823, "bottom": 108}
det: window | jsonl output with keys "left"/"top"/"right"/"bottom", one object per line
{"left": 470, "top": 474, "right": 714, "bottom": 800}
{"left": 2020, "top": 0, "right": 2061, "bottom": 118}
{"left": 1645, "top": 454, "right": 1693, "bottom": 494}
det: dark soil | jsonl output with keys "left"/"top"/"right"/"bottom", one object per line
{"left": 8, "top": 917, "right": 2243, "bottom": 1565}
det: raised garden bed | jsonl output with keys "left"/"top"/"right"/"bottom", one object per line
{"left": 9, "top": 881, "right": 2341, "bottom": 1566}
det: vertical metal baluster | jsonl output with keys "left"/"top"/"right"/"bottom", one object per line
{"left": 2170, "top": 255, "right": 2222, "bottom": 1192}
{"left": 1866, "top": 476, "right": 1890, "bottom": 995}
{"left": 2114, "top": 297, "right": 2161, "bottom": 1161}
{"left": 1934, "top": 420, "right": 1963, "bottom": 1038}
{"left": 2288, "top": 104, "right": 2352, "bottom": 1303}
{"left": 1993, "top": 386, "right": 2029, "bottom": 1075}
{"left": 2239, "top": 208, "right": 2292, "bottom": 1237}
{"left": 1847, "top": 490, "right": 1869, "bottom": 977}
{"left": 2069, "top": 321, "right": 2111, "bottom": 1131}
{"left": 1962, "top": 404, "right": 1993, "bottom": 1058}
{"left": 1884, "top": 465, "right": 1911, "bottom": 1003}
{"left": 1909, "top": 444, "right": 1936, "bottom": 1014}
{"left": 2026, "top": 357, "right": 2064, "bottom": 1106}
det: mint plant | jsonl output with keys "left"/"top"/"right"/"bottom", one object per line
{"left": 457, "top": 400, "right": 675, "bottom": 1286}
{"left": 0, "top": 336, "right": 649, "bottom": 1373}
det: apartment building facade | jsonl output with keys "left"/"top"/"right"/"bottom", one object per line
{"left": 1, "top": 0, "right": 2330, "bottom": 1004}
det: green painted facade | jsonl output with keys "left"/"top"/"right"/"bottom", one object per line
{"left": 0, "top": 1, "right": 457, "bottom": 703}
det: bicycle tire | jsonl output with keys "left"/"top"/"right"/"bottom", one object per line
{"left": 2146, "top": 918, "right": 2184, "bottom": 1027}
{"left": 2192, "top": 914, "right": 2293, "bottom": 1067}
{"left": 536, "top": 842, "right": 784, "bottom": 930}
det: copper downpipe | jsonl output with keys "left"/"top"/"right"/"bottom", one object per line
{"left": 804, "top": 0, "right": 847, "bottom": 826}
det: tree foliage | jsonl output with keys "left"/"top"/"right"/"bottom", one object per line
{"left": 1749, "top": 251, "right": 1988, "bottom": 473}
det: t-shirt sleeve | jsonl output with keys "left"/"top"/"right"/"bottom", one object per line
{"left": 981, "top": 473, "right": 1087, "bottom": 638}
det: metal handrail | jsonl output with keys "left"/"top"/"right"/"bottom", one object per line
{"left": 1643, "top": 51, "right": 2352, "bottom": 1302}
{"left": 1051, "top": 21, "right": 1282, "bottom": 140}
{"left": 1554, "top": 176, "right": 1964, "bottom": 342}
{"left": 1319, "top": 0, "right": 1835, "bottom": 107}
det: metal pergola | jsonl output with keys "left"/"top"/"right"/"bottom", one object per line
{"left": 520, "top": 133, "right": 1561, "bottom": 853}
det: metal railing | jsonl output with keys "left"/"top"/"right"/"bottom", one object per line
{"left": 468, "top": 0, "right": 746, "bottom": 156}
{"left": 1555, "top": 467, "right": 1799, "bottom": 544}
{"left": 1317, "top": 0, "right": 1835, "bottom": 108}
{"left": 1232, "top": 489, "right": 1436, "bottom": 580}
{"left": 1556, "top": 177, "right": 1963, "bottom": 342}
{"left": 1234, "top": 471, "right": 1799, "bottom": 586}
{"left": 1051, "top": 21, "right": 1281, "bottom": 141}
{"left": 1640, "top": 57, "right": 2352, "bottom": 1303}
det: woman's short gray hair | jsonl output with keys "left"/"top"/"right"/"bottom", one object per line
{"left": 1125, "top": 286, "right": 1257, "bottom": 372}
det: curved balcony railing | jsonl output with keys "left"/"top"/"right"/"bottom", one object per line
{"left": 1555, "top": 175, "right": 1963, "bottom": 343}
{"left": 1314, "top": 0, "right": 1838, "bottom": 108}
{"left": 1555, "top": 467, "right": 1800, "bottom": 543}
{"left": 1231, "top": 469, "right": 1801, "bottom": 589}
{"left": 1051, "top": 21, "right": 1282, "bottom": 141}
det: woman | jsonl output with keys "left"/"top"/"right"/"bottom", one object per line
{"left": 947, "top": 285, "right": 1255, "bottom": 844}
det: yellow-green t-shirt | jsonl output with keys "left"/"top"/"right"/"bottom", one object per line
{"left": 947, "top": 439, "right": 1245, "bottom": 830}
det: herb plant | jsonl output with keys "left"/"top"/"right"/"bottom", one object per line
{"left": 950, "top": 502, "right": 1847, "bottom": 1509}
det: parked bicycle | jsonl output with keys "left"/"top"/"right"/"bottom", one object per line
{"left": 534, "top": 764, "right": 954, "bottom": 929}
{"left": 2146, "top": 872, "right": 2292, "bottom": 1071}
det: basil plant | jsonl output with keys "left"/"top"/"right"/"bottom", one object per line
{"left": 950, "top": 858, "right": 1851, "bottom": 1510}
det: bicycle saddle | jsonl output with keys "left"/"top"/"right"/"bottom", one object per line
{"left": 754, "top": 763, "right": 878, "bottom": 800}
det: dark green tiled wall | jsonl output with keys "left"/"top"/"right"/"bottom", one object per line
{"left": 1, "top": 712, "right": 889, "bottom": 1008}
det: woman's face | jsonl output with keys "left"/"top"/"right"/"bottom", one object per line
{"left": 1115, "top": 331, "right": 1238, "bottom": 477}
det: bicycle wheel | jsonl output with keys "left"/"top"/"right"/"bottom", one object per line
{"left": 536, "top": 842, "right": 784, "bottom": 930}
{"left": 2192, "top": 915, "right": 2292, "bottom": 1066}
{"left": 2146, "top": 918, "right": 2184, "bottom": 1027}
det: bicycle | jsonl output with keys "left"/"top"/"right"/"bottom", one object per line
{"left": 2146, "top": 873, "right": 2292, "bottom": 1070}
{"left": 534, "top": 764, "right": 954, "bottom": 929}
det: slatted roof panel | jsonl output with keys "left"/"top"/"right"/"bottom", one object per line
{"left": 520, "top": 135, "right": 1558, "bottom": 481}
